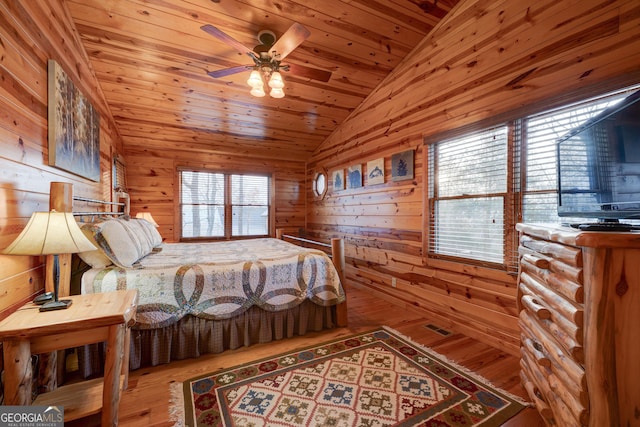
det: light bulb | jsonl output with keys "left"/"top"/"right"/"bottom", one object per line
{"left": 246, "top": 70, "right": 263, "bottom": 88}
{"left": 270, "top": 87, "right": 285, "bottom": 98}
{"left": 268, "top": 71, "right": 284, "bottom": 88}
{"left": 250, "top": 86, "right": 266, "bottom": 97}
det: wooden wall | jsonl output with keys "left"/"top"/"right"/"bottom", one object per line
{"left": 0, "top": 0, "right": 308, "bottom": 318}
{"left": 0, "top": 0, "right": 123, "bottom": 316}
{"left": 2, "top": 0, "right": 639, "bottom": 361}
{"left": 124, "top": 145, "right": 306, "bottom": 242}
{"left": 307, "top": 0, "right": 640, "bottom": 355}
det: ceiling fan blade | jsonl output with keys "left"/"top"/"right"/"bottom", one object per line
{"left": 201, "top": 24, "right": 256, "bottom": 59}
{"left": 269, "top": 22, "right": 310, "bottom": 60}
{"left": 207, "top": 65, "right": 251, "bottom": 78}
{"left": 286, "top": 63, "right": 332, "bottom": 82}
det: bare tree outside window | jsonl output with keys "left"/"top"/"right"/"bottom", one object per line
{"left": 180, "top": 170, "right": 269, "bottom": 239}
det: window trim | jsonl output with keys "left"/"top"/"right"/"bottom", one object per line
{"left": 112, "top": 154, "right": 127, "bottom": 191}
{"left": 312, "top": 170, "right": 328, "bottom": 200}
{"left": 177, "top": 167, "right": 275, "bottom": 241}
{"left": 426, "top": 124, "right": 516, "bottom": 271}
{"left": 423, "top": 84, "right": 640, "bottom": 273}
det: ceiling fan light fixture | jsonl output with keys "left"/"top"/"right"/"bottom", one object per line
{"left": 247, "top": 70, "right": 263, "bottom": 88}
{"left": 250, "top": 86, "right": 266, "bottom": 97}
{"left": 268, "top": 71, "right": 284, "bottom": 89}
{"left": 270, "top": 87, "right": 285, "bottom": 98}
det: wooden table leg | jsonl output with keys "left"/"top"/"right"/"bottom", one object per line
{"left": 3, "top": 339, "right": 32, "bottom": 405}
{"left": 102, "top": 324, "right": 124, "bottom": 427}
{"left": 122, "top": 326, "right": 131, "bottom": 390}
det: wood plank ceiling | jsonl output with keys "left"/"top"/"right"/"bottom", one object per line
{"left": 65, "top": 0, "right": 460, "bottom": 161}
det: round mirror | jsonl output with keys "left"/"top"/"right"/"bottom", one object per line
{"left": 312, "top": 171, "right": 328, "bottom": 199}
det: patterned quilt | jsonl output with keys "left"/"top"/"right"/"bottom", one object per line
{"left": 81, "top": 238, "right": 345, "bottom": 329}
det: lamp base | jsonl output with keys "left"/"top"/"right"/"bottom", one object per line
{"left": 33, "top": 292, "right": 54, "bottom": 305}
{"left": 39, "top": 299, "right": 73, "bottom": 312}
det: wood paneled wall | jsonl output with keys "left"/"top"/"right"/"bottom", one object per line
{"left": 2, "top": 0, "right": 639, "bottom": 361}
{"left": 0, "top": 0, "right": 308, "bottom": 320}
{"left": 307, "top": 0, "right": 640, "bottom": 355}
{"left": 124, "top": 146, "right": 306, "bottom": 242}
{"left": 0, "top": 0, "right": 122, "bottom": 316}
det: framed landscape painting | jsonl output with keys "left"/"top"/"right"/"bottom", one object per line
{"left": 48, "top": 59, "right": 101, "bottom": 182}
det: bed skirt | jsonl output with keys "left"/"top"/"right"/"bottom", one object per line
{"left": 77, "top": 300, "right": 339, "bottom": 378}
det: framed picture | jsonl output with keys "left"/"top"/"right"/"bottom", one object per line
{"left": 48, "top": 59, "right": 101, "bottom": 182}
{"left": 366, "top": 158, "right": 385, "bottom": 185}
{"left": 346, "top": 164, "right": 362, "bottom": 189}
{"left": 391, "top": 150, "right": 414, "bottom": 181}
{"left": 332, "top": 169, "right": 344, "bottom": 191}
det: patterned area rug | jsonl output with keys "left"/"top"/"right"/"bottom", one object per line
{"left": 170, "top": 327, "right": 529, "bottom": 426}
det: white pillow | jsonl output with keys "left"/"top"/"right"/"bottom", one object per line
{"left": 136, "top": 218, "right": 162, "bottom": 247}
{"left": 83, "top": 219, "right": 141, "bottom": 268}
{"left": 78, "top": 218, "right": 163, "bottom": 268}
{"left": 77, "top": 224, "right": 113, "bottom": 268}
{"left": 116, "top": 218, "right": 149, "bottom": 258}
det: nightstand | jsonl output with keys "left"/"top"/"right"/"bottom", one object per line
{"left": 0, "top": 290, "right": 138, "bottom": 426}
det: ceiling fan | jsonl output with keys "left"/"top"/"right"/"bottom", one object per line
{"left": 201, "top": 22, "right": 332, "bottom": 98}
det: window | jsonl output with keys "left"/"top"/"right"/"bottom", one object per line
{"left": 180, "top": 170, "right": 271, "bottom": 239}
{"left": 428, "top": 126, "right": 511, "bottom": 266}
{"left": 113, "top": 155, "right": 127, "bottom": 191}
{"left": 522, "top": 93, "right": 633, "bottom": 223}
{"left": 427, "top": 85, "right": 639, "bottom": 271}
{"left": 312, "top": 171, "right": 328, "bottom": 199}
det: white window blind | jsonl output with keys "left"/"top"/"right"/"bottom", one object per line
{"left": 426, "top": 85, "right": 640, "bottom": 272}
{"left": 231, "top": 174, "right": 269, "bottom": 236}
{"left": 428, "top": 126, "right": 508, "bottom": 265}
{"left": 181, "top": 171, "right": 225, "bottom": 238}
{"left": 522, "top": 90, "right": 635, "bottom": 223}
{"left": 180, "top": 170, "right": 270, "bottom": 239}
{"left": 113, "top": 156, "right": 127, "bottom": 191}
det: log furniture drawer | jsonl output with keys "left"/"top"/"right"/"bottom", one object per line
{"left": 516, "top": 223, "right": 640, "bottom": 427}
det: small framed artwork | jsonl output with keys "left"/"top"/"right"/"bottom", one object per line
{"left": 346, "top": 164, "right": 362, "bottom": 189}
{"left": 366, "top": 158, "right": 385, "bottom": 185}
{"left": 48, "top": 59, "right": 101, "bottom": 181}
{"left": 332, "top": 169, "right": 344, "bottom": 191}
{"left": 391, "top": 150, "right": 414, "bottom": 181}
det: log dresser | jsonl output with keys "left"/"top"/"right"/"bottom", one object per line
{"left": 516, "top": 223, "right": 640, "bottom": 427}
{"left": 0, "top": 290, "right": 138, "bottom": 426}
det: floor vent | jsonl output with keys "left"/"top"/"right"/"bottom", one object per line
{"left": 425, "top": 324, "right": 452, "bottom": 336}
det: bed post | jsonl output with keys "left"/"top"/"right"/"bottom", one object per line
{"left": 40, "top": 182, "right": 73, "bottom": 393}
{"left": 331, "top": 238, "right": 348, "bottom": 327}
{"left": 48, "top": 182, "right": 73, "bottom": 298}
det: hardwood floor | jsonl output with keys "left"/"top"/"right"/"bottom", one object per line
{"left": 72, "top": 284, "right": 545, "bottom": 426}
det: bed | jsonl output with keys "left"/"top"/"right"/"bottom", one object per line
{"left": 62, "top": 195, "right": 346, "bottom": 376}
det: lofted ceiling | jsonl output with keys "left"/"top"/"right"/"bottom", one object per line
{"left": 65, "top": 0, "right": 460, "bottom": 160}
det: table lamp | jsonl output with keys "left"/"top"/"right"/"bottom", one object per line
{"left": 2, "top": 210, "right": 96, "bottom": 311}
{"left": 135, "top": 212, "right": 159, "bottom": 227}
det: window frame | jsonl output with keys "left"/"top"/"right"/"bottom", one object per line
{"left": 423, "top": 85, "right": 640, "bottom": 273}
{"left": 312, "top": 170, "right": 328, "bottom": 200}
{"left": 426, "top": 124, "right": 519, "bottom": 271}
{"left": 178, "top": 168, "right": 275, "bottom": 241}
{"left": 112, "top": 154, "right": 127, "bottom": 191}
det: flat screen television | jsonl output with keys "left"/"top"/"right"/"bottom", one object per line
{"left": 557, "top": 89, "right": 640, "bottom": 231}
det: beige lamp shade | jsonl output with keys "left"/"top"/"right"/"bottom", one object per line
{"left": 2, "top": 211, "right": 96, "bottom": 255}
{"left": 136, "top": 212, "right": 159, "bottom": 227}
